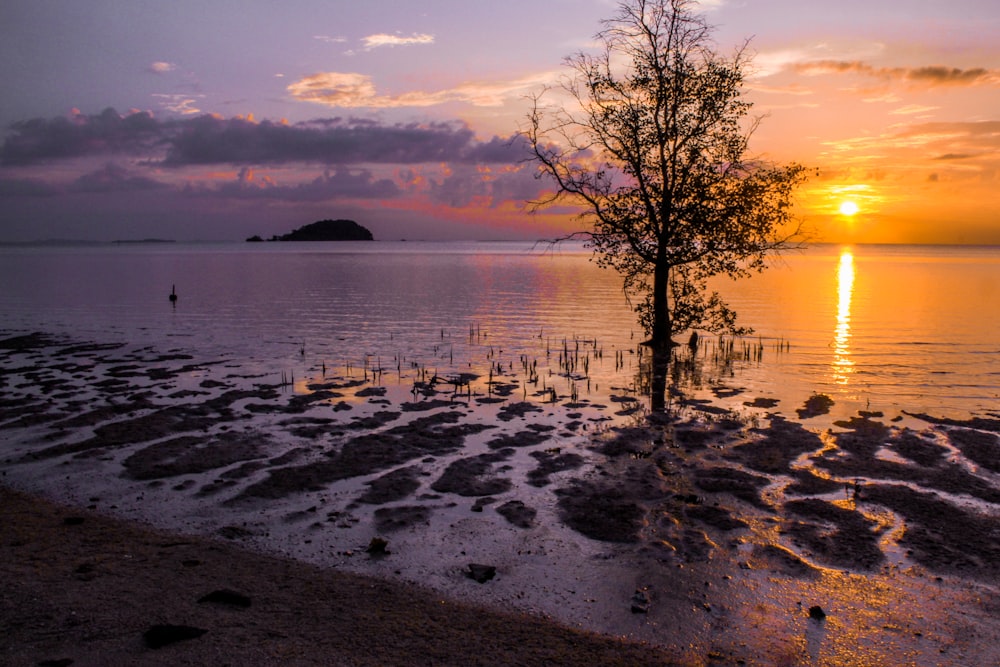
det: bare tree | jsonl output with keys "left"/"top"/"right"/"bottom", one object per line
{"left": 523, "top": 0, "right": 807, "bottom": 407}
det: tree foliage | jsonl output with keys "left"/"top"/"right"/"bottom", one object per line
{"left": 524, "top": 0, "right": 807, "bottom": 350}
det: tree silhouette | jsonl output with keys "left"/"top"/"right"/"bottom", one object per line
{"left": 523, "top": 0, "right": 807, "bottom": 408}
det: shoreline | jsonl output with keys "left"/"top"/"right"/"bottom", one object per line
{"left": 3, "top": 330, "right": 1000, "bottom": 665}
{"left": 0, "top": 485, "right": 679, "bottom": 667}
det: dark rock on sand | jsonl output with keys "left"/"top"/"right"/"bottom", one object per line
{"left": 599, "top": 426, "right": 654, "bottom": 457}
{"left": 497, "top": 401, "right": 543, "bottom": 421}
{"left": 797, "top": 394, "right": 834, "bottom": 419}
{"left": 122, "top": 431, "right": 269, "bottom": 480}
{"left": 486, "top": 429, "right": 551, "bottom": 450}
{"left": 357, "top": 467, "right": 422, "bottom": 504}
{"left": 832, "top": 416, "right": 891, "bottom": 457}
{"left": 431, "top": 450, "right": 514, "bottom": 497}
{"left": 808, "top": 605, "right": 826, "bottom": 620}
{"left": 366, "top": 537, "right": 389, "bottom": 555}
{"left": 684, "top": 504, "right": 748, "bottom": 531}
{"left": 401, "top": 399, "right": 456, "bottom": 413}
{"left": 947, "top": 428, "right": 1000, "bottom": 473}
{"left": 692, "top": 466, "right": 770, "bottom": 508}
{"left": 240, "top": 411, "right": 492, "bottom": 500}
{"left": 496, "top": 500, "right": 537, "bottom": 528}
{"left": 631, "top": 589, "right": 651, "bottom": 613}
{"left": 527, "top": 450, "right": 585, "bottom": 487}
{"left": 785, "top": 470, "right": 845, "bottom": 496}
{"left": 888, "top": 430, "right": 948, "bottom": 467}
{"left": 862, "top": 484, "right": 1000, "bottom": 577}
{"left": 374, "top": 505, "right": 432, "bottom": 532}
{"left": 467, "top": 563, "right": 497, "bottom": 583}
{"left": 143, "top": 623, "right": 208, "bottom": 649}
{"left": 729, "top": 417, "right": 823, "bottom": 474}
{"left": 784, "top": 498, "right": 884, "bottom": 570}
{"left": 347, "top": 410, "right": 402, "bottom": 430}
{"left": 744, "top": 397, "right": 780, "bottom": 409}
{"left": 471, "top": 496, "right": 496, "bottom": 512}
{"left": 556, "top": 480, "right": 645, "bottom": 543}
{"left": 904, "top": 412, "right": 1000, "bottom": 433}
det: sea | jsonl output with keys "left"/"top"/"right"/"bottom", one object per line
{"left": 1, "top": 240, "right": 998, "bottom": 425}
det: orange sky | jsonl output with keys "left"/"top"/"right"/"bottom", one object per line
{"left": 1, "top": 1, "right": 998, "bottom": 244}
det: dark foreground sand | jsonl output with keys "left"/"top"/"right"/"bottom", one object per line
{"left": 4, "top": 331, "right": 1000, "bottom": 666}
{"left": 0, "top": 486, "right": 679, "bottom": 667}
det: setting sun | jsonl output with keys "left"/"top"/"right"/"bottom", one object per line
{"left": 839, "top": 201, "right": 860, "bottom": 216}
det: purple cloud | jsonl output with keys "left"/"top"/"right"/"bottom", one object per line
{"left": 2, "top": 109, "right": 532, "bottom": 168}
{"left": 186, "top": 166, "right": 399, "bottom": 201}
{"left": 1, "top": 109, "right": 162, "bottom": 166}
{"left": 71, "top": 163, "right": 169, "bottom": 193}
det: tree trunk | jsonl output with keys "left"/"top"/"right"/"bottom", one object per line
{"left": 651, "top": 251, "right": 671, "bottom": 349}
{"left": 649, "top": 256, "right": 671, "bottom": 411}
{"left": 649, "top": 346, "right": 671, "bottom": 413}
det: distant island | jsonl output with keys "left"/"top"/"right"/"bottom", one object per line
{"left": 113, "top": 238, "right": 176, "bottom": 245}
{"left": 247, "top": 219, "right": 374, "bottom": 243}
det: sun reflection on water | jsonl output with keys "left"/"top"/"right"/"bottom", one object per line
{"left": 833, "top": 248, "right": 855, "bottom": 384}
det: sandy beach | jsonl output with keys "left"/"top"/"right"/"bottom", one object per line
{"left": 3, "top": 330, "right": 1000, "bottom": 666}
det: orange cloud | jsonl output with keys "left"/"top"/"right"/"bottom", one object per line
{"left": 286, "top": 71, "right": 559, "bottom": 109}
{"left": 793, "top": 60, "right": 1000, "bottom": 88}
{"left": 362, "top": 33, "right": 434, "bottom": 49}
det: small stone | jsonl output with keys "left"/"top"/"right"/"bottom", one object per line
{"left": 143, "top": 624, "right": 208, "bottom": 649}
{"left": 467, "top": 563, "right": 496, "bottom": 583}
{"left": 630, "top": 589, "right": 651, "bottom": 614}
{"left": 366, "top": 537, "right": 389, "bottom": 555}
{"left": 808, "top": 605, "right": 826, "bottom": 620}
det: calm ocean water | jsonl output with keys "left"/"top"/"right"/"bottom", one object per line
{"left": 1, "top": 241, "right": 997, "bottom": 422}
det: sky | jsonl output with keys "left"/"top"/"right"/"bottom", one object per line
{"left": 1, "top": 0, "right": 999, "bottom": 244}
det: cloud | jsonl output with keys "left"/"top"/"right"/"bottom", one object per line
{"left": 1, "top": 108, "right": 535, "bottom": 168}
{"left": 71, "top": 163, "right": 169, "bottom": 193}
{"left": 362, "top": 33, "right": 434, "bottom": 49}
{"left": 792, "top": 60, "right": 1000, "bottom": 88}
{"left": 186, "top": 166, "right": 400, "bottom": 202}
{"left": 163, "top": 115, "right": 527, "bottom": 166}
{"left": 1, "top": 108, "right": 162, "bottom": 166}
{"left": 152, "top": 94, "right": 203, "bottom": 115}
{"left": 890, "top": 104, "right": 939, "bottom": 116}
{"left": 148, "top": 61, "right": 176, "bottom": 74}
{"left": 313, "top": 35, "right": 347, "bottom": 44}
{"left": 932, "top": 153, "right": 975, "bottom": 161}
{"left": 821, "top": 121, "right": 1000, "bottom": 170}
{"left": 287, "top": 70, "right": 559, "bottom": 108}
{"left": 428, "top": 163, "right": 546, "bottom": 209}
{"left": 0, "top": 108, "right": 554, "bottom": 216}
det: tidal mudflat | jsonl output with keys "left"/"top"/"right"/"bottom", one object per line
{"left": 2, "top": 330, "right": 999, "bottom": 665}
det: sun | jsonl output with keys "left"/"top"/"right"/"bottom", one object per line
{"left": 839, "top": 201, "right": 860, "bottom": 216}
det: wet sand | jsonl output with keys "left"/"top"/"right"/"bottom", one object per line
{"left": 2, "top": 331, "right": 1000, "bottom": 665}
{"left": 0, "top": 486, "right": 679, "bottom": 666}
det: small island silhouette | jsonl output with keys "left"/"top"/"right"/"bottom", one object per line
{"left": 247, "top": 219, "right": 374, "bottom": 243}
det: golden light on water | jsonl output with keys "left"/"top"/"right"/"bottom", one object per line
{"left": 832, "top": 248, "right": 855, "bottom": 384}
